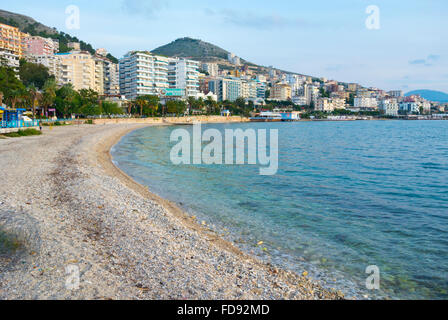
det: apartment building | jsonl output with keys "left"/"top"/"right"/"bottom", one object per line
{"left": 242, "top": 79, "right": 257, "bottom": 101}
{"left": 56, "top": 51, "right": 102, "bottom": 92}
{"left": 24, "top": 36, "right": 59, "bottom": 56}
{"left": 379, "top": 99, "right": 399, "bottom": 117}
{"left": 316, "top": 98, "right": 334, "bottom": 112}
{"left": 0, "top": 23, "right": 26, "bottom": 57}
{"left": 354, "top": 97, "right": 378, "bottom": 110}
{"left": 168, "top": 58, "right": 200, "bottom": 97}
{"left": 0, "top": 48, "right": 20, "bottom": 71}
{"left": 119, "top": 51, "right": 170, "bottom": 100}
{"left": 315, "top": 97, "right": 346, "bottom": 112}
{"left": 270, "top": 83, "right": 292, "bottom": 101}
{"left": 0, "top": 23, "right": 27, "bottom": 71}
{"left": 209, "top": 78, "right": 243, "bottom": 102}
{"left": 201, "top": 63, "right": 218, "bottom": 77}
{"left": 94, "top": 55, "right": 120, "bottom": 96}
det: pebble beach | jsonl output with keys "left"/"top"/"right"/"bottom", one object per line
{"left": 0, "top": 123, "right": 343, "bottom": 300}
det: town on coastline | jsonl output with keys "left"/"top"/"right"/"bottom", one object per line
{"left": 1, "top": 21, "right": 448, "bottom": 132}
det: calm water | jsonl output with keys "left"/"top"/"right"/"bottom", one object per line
{"left": 111, "top": 121, "right": 448, "bottom": 299}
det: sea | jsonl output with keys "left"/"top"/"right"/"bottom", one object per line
{"left": 111, "top": 120, "right": 448, "bottom": 299}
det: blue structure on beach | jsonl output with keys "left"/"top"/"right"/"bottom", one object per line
{"left": 0, "top": 106, "right": 39, "bottom": 128}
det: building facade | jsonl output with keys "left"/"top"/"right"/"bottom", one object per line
{"left": 379, "top": 99, "right": 399, "bottom": 116}
{"left": 56, "top": 51, "right": 101, "bottom": 92}
{"left": 270, "top": 83, "right": 292, "bottom": 101}
{"left": 201, "top": 63, "right": 218, "bottom": 77}
{"left": 119, "top": 51, "right": 170, "bottom": 100}
{"left": 24, "top": 36, "right": 59, "bottom": 56}
{"left": 168, "top": 58, "right": 200, "bottom": 98}
{"left": 209, "top": 78, "right": 243, "bottom": 102}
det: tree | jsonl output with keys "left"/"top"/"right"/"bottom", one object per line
{"left": 144, "top": 95, "right": 160, "bottom": 116}
{"left": 27, "top": 85, "right": 42, "bottom": 118}
{"left": 166, "top": 100, "right": 187, "bottom": 116}
{"left": 41, "top": 79, "right": 57, "bottom": 116}
{"left": 135, "top": 96, "right": 148, "bottom": 117}
{"left": 205, "top": 96, "right": 218, "bottom": 115}
{"left": 101, "top": 101, "right": 123, "bottom": 115}
{"left": 55, "top": 84, "right": 78, "bottom": 118}
{"left": 0, "top": 65, "right": 26, "bottom": 107}
{"left": 19, "top": 60, "right": 53, "bottom": 89}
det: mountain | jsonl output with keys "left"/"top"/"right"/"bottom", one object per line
{"left": 0, "top": 9, "right": 118, "bottom": 63}
{"left": 152, "top": 37, "right": 230, "bottom": 62}
{"left": 406, "top": 90, "right": 448, "bottom": 103}
{"left": 0, "top": 9, "right": 57, "bottom": 35}
{"left": 152, "top": 37, "right": 298, "bottom": 76}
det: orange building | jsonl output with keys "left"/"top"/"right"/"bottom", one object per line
{"left": 0, "top": 23, "right": 27, "bottom": 57}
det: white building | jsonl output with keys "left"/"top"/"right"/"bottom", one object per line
{"left": 379, "top": 99, "right": 399, "bottom": 117}
{"left": 315, "top": 98, "right": 346, "bottom": 112}
{"left": 119, "top": 51, "right": 170, "bottom": 100}
{"left": 228, "top": 53, "right": 241, "bottom": 66}
{"left": 354, "top": 97, "right": 378, "bottom": 110}
{"left": 0, "top": 48, "right": 20, "bottom": 72}
{"left": 168, "top": 58, "right": 200, "bottom": 98}
{"left": 201, "top": 63, "right": 218, "bottom": 77}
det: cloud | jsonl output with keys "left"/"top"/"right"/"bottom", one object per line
{"left": 409, "top": 54, "right": 441, "bottom": 67}
{"left": 121, "top": 0, "right": 168, "bottom": 18}
{"left": 205, "top": 8, "right": 308, "bottom": 29}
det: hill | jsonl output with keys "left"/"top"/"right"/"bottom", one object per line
{"left": 0, "top": 9, "right": 118, "bottom": 63}
{"left": 406, "top": 90, "right": 448, "bottom": 103}
{"left": 152, "top": 37, "right": 300, "bottom": 76}
{"left": 152, "top": 37, "right": 230, "bottom": 62}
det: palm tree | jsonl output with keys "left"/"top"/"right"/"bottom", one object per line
{"left": 41, "top": 79, "right": 57, "bottom": 117}
{"left": 135, "top": 96, "right": 148, "bottom": 117}
{"left": 27, "top": 85, "right": 41, "bottom": 119}
{"left": 9, "top": 88, "right": 26, "bottom": 109}
{"left": 0, "top": 91, "right": 3, "bottom": 106}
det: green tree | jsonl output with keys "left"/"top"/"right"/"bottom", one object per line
{"left": 27, "top": 85, "right": 42, "bottom": 118}
{"left": 135, "top": 96, "right": 148, "bottom": 117}
{"left": 41, "top": 79, "right": 57, "bottom": 116}
{"left": 55, "top": 84, "right": 78, "bottom": 118}
{"left": 0, "top": 65, "right": 26, "bottom": 107}
{"left": 19, "top": 60, "right": 53, "bottom": 89}
{"left": 144, "top": 95, "right": 160, "bottom": 116}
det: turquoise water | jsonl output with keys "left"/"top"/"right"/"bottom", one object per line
{"left": 111, "top": 121, "right": 448, "bottom": 299}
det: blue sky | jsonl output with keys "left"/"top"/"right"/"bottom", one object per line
{"left": 3, "top": 0, "right": 448, "bottom": 92}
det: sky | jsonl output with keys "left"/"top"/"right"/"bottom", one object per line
{"left": 2, "top": 0, "right": 448, "bottom": 92}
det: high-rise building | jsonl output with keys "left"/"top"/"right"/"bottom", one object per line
{"left": 209, "top": 78, "right": 243, "bottom": 102}
{"left": 0, "top": 23, "right": 27, "bottom": 57}
{"left": 168, "top": 58, "right": 200, "bottom": 97}
{"left": 0, "top": 23, "right": 27, "bottom": 71}
{"left": 56, "top": 51, "right": 101, "bottom": 92}
{"left": 119, "top": 51, "right": 170, "bottom": 100}
{"left": 95, "top": 55, "right": 120, "bottom": 96}
{"left": 242, "top": 79, "right": 258, "bottom": 101}
{"left": 379, "top": 99, "right": 399, "bottom": 116}
{"left": 270, "top": 83, "right": 292, "bottom": 101}
{"left": 24, "top": 36, "right": 59, "bottom": 56}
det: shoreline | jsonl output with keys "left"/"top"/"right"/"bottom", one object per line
{"left": 0, "top": 122, "right": 343, "bottom": 300}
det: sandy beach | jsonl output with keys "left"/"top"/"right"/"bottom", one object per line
{"left": 0, "top": 123, "right": 343, "bottom": 300}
